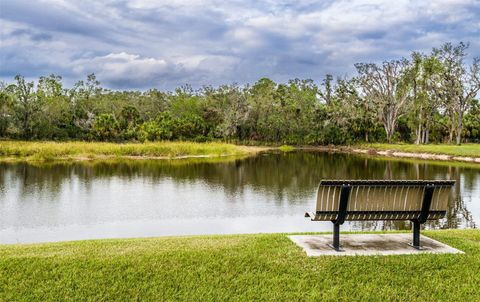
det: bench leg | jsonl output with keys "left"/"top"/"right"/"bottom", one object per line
{"left": 333, "top": 224, "right": 340, "bottom": 250}
{"left": 328, "top": 223, "right": 343, "bottom": 251}
{"left": 409, "top": 220, "right": 422, "bottom": 249}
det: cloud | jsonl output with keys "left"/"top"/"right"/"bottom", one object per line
{"left": 66, "top": 52, "right": 241, "bottom": 89}
{"left": 10, "top": 29, "right": 53, "bottom": 41}
{"left": 71, "top": 53, "right": 170, "bottom": 88}
{"left": 0, "top": 0, "right": 479, "bottom": 89}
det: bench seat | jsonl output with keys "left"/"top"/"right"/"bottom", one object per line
{"left": 305, "top": 210, "right": 446, "bottom": 221}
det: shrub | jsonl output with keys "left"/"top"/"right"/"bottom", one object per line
{"left": 92, "top": 114, "right": 119, "bottom": 141}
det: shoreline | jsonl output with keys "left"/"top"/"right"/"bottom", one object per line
{"left": 298, "top": 145, "right": 480, "bottom": 164}
{"left": 351, "top": 148, "right": 480, "bottom": 164}
{"left": 0, "top": 140, "right": 479, "bottom": 164}
{"left": 0, "top": 153, "right": 252, "bottom": 163}
{"left": 0, "top": 229, "right": 469, "bottom": 246}
{"left": 0, "top": 150, "right": 270, "bottom": 163}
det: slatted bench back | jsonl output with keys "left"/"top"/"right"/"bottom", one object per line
{"left": 314, "top": 180, "right": 455, "bottom": 221}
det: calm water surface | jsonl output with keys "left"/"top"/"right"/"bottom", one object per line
{"left": 0, "top": 151, "right": 479, "bottom": 243}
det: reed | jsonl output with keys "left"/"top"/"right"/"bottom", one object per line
{"left": 0, "top": 141, "right": 260, "bottom": 161}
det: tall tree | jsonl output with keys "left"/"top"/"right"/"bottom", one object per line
{"left": 69, "top": 73, "right": 103, "bottom": 136}
{"left": 247, "top": 78, "right": 277, "bottom": 141}
{"left": 35, "top": 75, "right": 74, "bottom": 139}
{"left": 209, "top": 85, "right": 250, "bottom": 141}
{"left": 339, "top": 78, "right": 377, "bottom": 142}
{"left": 355, "top": 60, "right": 411, "bottom": 142}
{"left": 407, "top": 52, "right": 443, "bottom": 144}
{"left": 318, "top": 74, "right": 334, "bottom": 104}
{"left": 433, "top": 42, "right": 480, "bottom": 144}
{"left": 0, "top": 82, "right": 14, "bottom": 136}
{"left": 463, "top": 99, "right": 480, "bottom": 142}
{"left": 10, "top": 75, "right": 44, "bottom": 138}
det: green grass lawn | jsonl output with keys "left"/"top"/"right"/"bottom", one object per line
{"left": 362, "top": 143, "right": 480, "bottom": 158}
{"left": 1, "top": 230, "right": 479, "bottom": 301}
{"left": 0, "top": 141, "right": 264, "bottom": 161}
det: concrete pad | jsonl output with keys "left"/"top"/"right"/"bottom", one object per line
{"left": 288, "top": 234, "right": 464, "bottom": 256}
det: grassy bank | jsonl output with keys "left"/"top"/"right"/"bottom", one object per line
{"left": 1, "top": 230, "right": 478, "bottom": 301}
{"left": 361, "top": 143, "right": 480, "bottom": 158}
{"left": 1, "top": 141, "right": 479, "bottom": 163}
{"left": 0, "top": 141, "right": 265, "bottom": 161}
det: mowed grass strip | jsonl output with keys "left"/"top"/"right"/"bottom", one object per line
{"left": 0, "top": 230, "right": 478, "bottom": 301}
{"left": 362, "top": 143, "right": 480, "bottom": 158}
{"left": 0, "top": 141, "right": 251, "bottom": 161}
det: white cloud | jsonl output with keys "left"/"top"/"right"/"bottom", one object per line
{"left": 229, "top": 27, "right": 265, "bottom": 48}
{"left": 68, "top": 52, "right": 178, "bottom": 88}
{"left": 65, "top": 52, "right": 241, "bottom": 89}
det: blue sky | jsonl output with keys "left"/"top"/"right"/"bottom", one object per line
{"left": 1, "top": 0, "right": 479, "bottom": 90}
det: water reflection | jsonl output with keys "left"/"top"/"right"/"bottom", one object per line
{"left": 0, "top": 151, "right": 478, "bottom": 243}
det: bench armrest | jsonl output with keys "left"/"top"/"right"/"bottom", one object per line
{"left": 304, "top": 211, "right": 315, "bottom": 219}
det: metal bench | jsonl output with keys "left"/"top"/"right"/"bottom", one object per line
{"left": 305, "top": 180, "right": 455, "bottom": 251}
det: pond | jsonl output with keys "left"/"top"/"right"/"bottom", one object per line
{"left": 0, "top": 151, "right": 479, "bottom": 244}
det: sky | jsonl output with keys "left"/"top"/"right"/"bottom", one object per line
{"left": 0, "top": 0, "right": 479, "bottom": 90}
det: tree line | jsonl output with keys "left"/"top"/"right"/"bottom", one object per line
{"left": 0, "top": 42, "right": 479, "bottom": 145}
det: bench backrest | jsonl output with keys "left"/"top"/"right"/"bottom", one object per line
{"left": 315, "top": 180, "right": 455, "bottom": 221}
